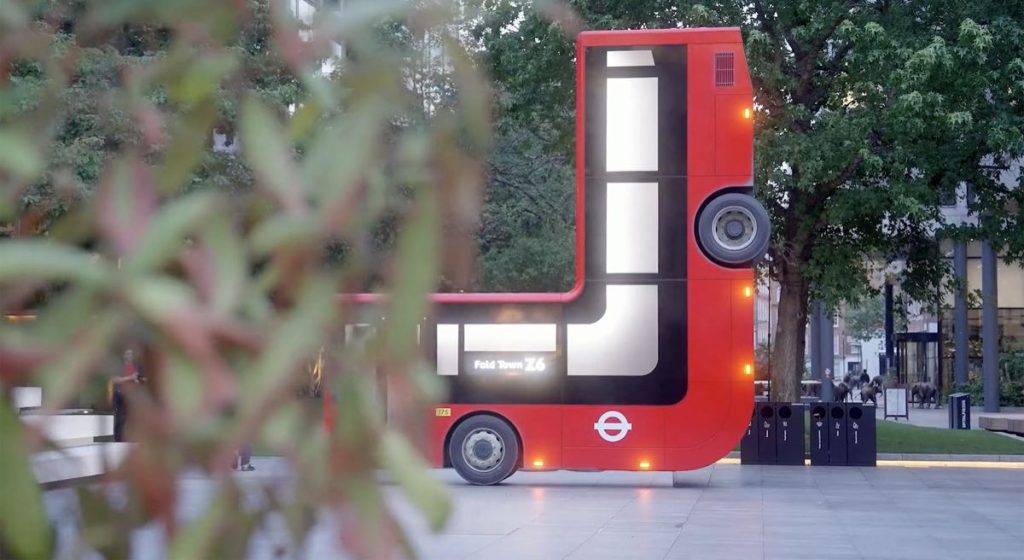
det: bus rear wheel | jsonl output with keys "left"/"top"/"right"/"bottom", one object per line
{"left": 449, "top": 415, "right": 519, "bottom": 485}
{"left": 696, "top": 192, "right": 770, "bottom": 266}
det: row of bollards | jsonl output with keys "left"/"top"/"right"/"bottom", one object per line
{"left": 741, "top": 402, "right": 876, "bottom": 467}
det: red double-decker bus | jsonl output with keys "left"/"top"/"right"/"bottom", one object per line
{"left": 331, "top": 28, "right": 769, "bottom": 485}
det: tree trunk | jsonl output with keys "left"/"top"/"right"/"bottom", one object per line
{"left": 770, "top": 269, "right": 810, "bottom": 402}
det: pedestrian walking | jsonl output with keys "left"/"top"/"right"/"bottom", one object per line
{"left": 112, "top": 349, "right": 141, "bottom": 442}
{"left": 235, "top": 444, "right": 255, "bottom": 471}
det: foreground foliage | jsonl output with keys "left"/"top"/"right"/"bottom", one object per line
{"left": 0, "top": 1, "right": 492, "bottom": 557}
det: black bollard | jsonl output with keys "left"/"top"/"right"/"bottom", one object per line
{"left": 828, "top": 404, "right": 848, "bottom": 465}
{"left": 757, "top": 404, "right": 778, "bottom": 464}
{"left": 809, "top": 404, "right": 829, "bottom": 466}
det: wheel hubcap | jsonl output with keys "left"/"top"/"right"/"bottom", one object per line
{"left": 463, "top": 429, "right": 504, "bottom": 472}
{"left": 711, "top": 206, "right": 756, "bottom": 251}
{"left": 724, "top": 219, "right": 745, "bottom": 239}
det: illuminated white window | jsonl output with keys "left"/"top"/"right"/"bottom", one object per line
{"left": 436, "top": 324, "right": 459, "bottom": 376}
{"left": 567, "top": 285, "right": 659, "bottom": 376}
{"left": 606, "top": 182, "right": 659, "bottom": 274}
{"left": 607, "top": 50, "right": 654, "bottom": 67}
{"left": 606, "top": 77, "right": 659, "bottom": 172}
{"left": 463, "top": 324, "right": 557, "bottom": 353}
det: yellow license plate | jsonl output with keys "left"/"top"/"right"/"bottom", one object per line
{"left": 435, "top": 407, "right": 452, "bottom": 417}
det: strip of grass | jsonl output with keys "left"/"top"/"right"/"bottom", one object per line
{"left": 734, "top": 416, "right": 1024, "bottom": 455}
{"left": 876, "top": 420, "right": 1024, "bottom": 455}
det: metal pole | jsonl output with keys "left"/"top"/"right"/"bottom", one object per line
{"left": 953, "top": 242, "right": 969, "bottom": 387}
{"left": 981, "top": 240, "right": 1000, "bottom": 412}
{"left": 936, "top": 289, "right": 944, "bottom": 396}
{"left": 884, "top": 282, "right": 895, "bottom": 379}
{"left": 810, "top": 299, "right": 821, "bottom": 400}
{"left": 820, "top": 302, "right": 835, "bottom": 402}
{"left": 767, "top": 280, "right": 772, "bottom": 395}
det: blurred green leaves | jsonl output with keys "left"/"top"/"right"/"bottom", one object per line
{"left": 0, "top": 399, "right": 53, "bottom": 560}
{"left": 0, "top": 130, "right": 44, "bottom": 180}
{"left": 241, "top": 97, "right": 305, "bottom": 214}
{"left": 0, "top": 241, "right": 107, "bottom": 286}
{"left": 379, "top": 430, "right": 451, "bottom": 531}
{"left": 1, "top": 0, "right": 491, "bottom": 557}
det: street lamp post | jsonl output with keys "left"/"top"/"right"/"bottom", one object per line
{"left": 981, "top": 240, "right": 1000, "bottom": 412}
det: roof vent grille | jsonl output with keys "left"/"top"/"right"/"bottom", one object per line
{"left": 715, "top": 52, "right": 735, "bottom": 87}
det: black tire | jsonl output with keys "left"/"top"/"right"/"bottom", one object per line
{"left": 696, "top": 192, "right": 770, "bottom": 266}
{"left": 448, "top": 414, "right": 520, "bottom": 485}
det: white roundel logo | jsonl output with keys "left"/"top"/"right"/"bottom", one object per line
{"left": 594, "top": 411, "right": 632, "bottom": 443}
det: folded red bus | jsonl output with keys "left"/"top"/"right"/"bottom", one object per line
{"left": 331, "top": 28, "right": 770, "bottom": 485}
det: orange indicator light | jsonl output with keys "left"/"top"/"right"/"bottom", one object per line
{"left": 743, "top": 107, "right": 752, "bottom": 119}
{"left": 639, "top": 460, "right": 651, "bottom": 470}
{"left": 533, "top": 459, "right": 545, "bottom": 468}
{"left": 744, "top": 363, "right": 753, "bottom": 376}
{"left": 743, "top": 286, "right": 752, "bottom": 298}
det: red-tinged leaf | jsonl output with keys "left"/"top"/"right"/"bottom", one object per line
{"left": 269, "top": 0, "right": 311, "bottom": 72}
{"left": 133, "top": 102, "right": 166, "bottom": 148}
{"left": 123, "top": 278, "right": 237, "bottom": 412}
{"left": 180, "top": 243, "right": 218, "bottom": 305}
{"left": 0, "top": 343, "right": 55, "bottom": 384}
{"left": 122, "top": 445, "right": 177, "bottom": 534}
{"left": 207, "top": 317, "right": 263, "bottom": 351}
{"left": 128, "top": 192, "right": 220, "bottom": 273}
{"left": 160, "top": 307, "right": 238, "bottom": 412}
{"left": 96, "top": 157, "right": 158, "bottom": 257}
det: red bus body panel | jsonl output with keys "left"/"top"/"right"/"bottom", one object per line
{"left": 328, "top": 28, "right": 756, "bottom": 475}
{"left": 428, "top": 28, "right": 755, "bottom": 473}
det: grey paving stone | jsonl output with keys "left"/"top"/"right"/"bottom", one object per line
{"left": 564, "top": 530, "right": 679, "bottom": 559}
{"left": 763, "top": 542, "right": 861, "bottom": 560}
{"left": 411, "top": 534, "right": 503, "bottom": 560}
{"left": 43, "top": 461, "right": 1024, "bottom": 559}
{"left": 664, "top": 539, "right": 763, "bottom": 559}
{"left": 464, "top": 525, "right": 596, "bottom": 560}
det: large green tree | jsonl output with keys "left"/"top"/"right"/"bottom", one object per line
{"left": 472, "top": 0, "right": 1024, "bottom": 400}
{"left": 1, "top": 0, "right": 302, "bottom": 237}
{"left": 476, "top": 121, "right": 575, "bottom": 291}
{"left": 906, "top": 0, "right": 1024, "bottom": 259}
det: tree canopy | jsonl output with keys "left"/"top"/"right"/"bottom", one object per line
{"left": 4, "top": 1, "right": 1022, "bottom": 398}
{"left": 470, "top": 0, "right": 1024, "bottom": 400}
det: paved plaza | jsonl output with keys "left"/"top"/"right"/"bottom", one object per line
{"left": 44, "top": 459, "right": 1023, "bottom": 560}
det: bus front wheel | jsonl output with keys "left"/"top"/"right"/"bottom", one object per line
{"left": 448, "top": 415, "right": 520, "bottom": 485}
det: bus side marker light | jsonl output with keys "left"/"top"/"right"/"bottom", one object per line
{"left": 744, "top": 363, "right": 753, "bottom": 376}
{"left": 639, "top": 460, "right": 651, "bottom": 470}
{"left": 533, "top": 459, "right": 545, "bottom": 468}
